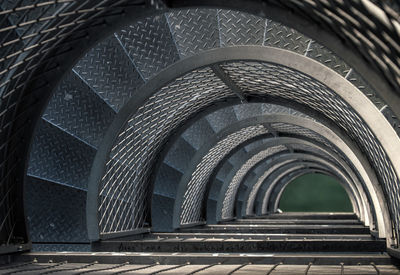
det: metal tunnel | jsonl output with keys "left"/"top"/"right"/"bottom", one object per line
{"left": 1, "top": 0, "right": 400, "bottom": 273}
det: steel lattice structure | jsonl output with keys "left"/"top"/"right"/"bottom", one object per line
{"left": 0, "top": 0, "right": 399, "bottom": 256}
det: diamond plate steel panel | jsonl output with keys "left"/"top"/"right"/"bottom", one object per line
{"left": 182, "top": 118, "right": 215, "bottom": 150}
{"left": 233, "top": 103, "right": 263, "bottom": 121}
{"left": 264, "top": 20, "right": 310, "bottom": 55}
{"left": 28, "top": 119, "right": 96, "bottom": 190}
{"left": 307, "top": 41, "right": 350, "bottom": 77}
{"left": 261, "top": 104, "right": 313, "bottom": 120}
{"left": 25, "top": 176, "right": 88, "bottom": 243}
{"left": 208, "top": 178, "right": 224, "bottom": 201}
{"left": 73, "top": 36, "right": 144, "bottom": 111}
{"left": 216, "top": 161, "right": 234, "bottom": 182}
{"left": 42, "top": 71, "right": 115, "bottom": 148}
{"left": 153, "top": 163, "right": 183, "bottom": 199}
{"left": 206, "top": 106, "right": 238, "bottom": 133}
{"left": 151, "top": 194, "right": 175, "bottom": 232}
{"left": 116, "top": 15, "right": 180, "bottom": 81}
{"left": 163, "top": 137, "right": 196, "bottom": 173}
{"left": 346, "top": 70, "right": 385, "bottom": 109}
{"left": 166, "top": 9, "right": 219, "bottom": 58}
{"left": 228, "top": 148, "right": 248, "bottom": 166}
{"left": 218, "top": 10, "right": 265, "bottom": 46}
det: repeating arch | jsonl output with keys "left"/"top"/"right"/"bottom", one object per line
{"left": 1, "top": 1, "right": 399, "bottom": 253}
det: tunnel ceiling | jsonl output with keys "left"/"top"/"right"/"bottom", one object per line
{"left": 0, "top": 0, "right": 400, "bottom": 253}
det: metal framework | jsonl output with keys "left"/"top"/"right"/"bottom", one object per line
{"left": 0, "top": 0, "right": 399, "bottom": 254}
{"left": 214, "top": 138, "right": 366, "bottom": 224}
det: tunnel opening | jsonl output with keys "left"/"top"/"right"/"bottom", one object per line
{"left": 278, "top": 173, "right": 353, "bottom": 213}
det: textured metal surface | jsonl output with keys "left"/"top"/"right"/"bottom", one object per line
{"left": 221, "top": 145, "right": 286, "bottom": 220}
{"left": 42, "top": 71, "right": 115, "bottom": 148}
{"left": 270, "top": 123, "right": 331, "bottom": 149}
{"left": 116, "top": 14, "right": 180, "bottom": 81}
{"left": 307, "top": 42, "right": 350, "bottom": 77}
{"left": 2, "top": 262, "right": 398, "bottom": 274}
{"left": 163, "top": 137, "right": 196, "bottom": 173}
{"left": 166, "top": 9, "right": 219, "bottom": 58}
{"left": 220, "top": 135, "right": 347, "bottom": 221}
{"left": 25, "top": 176, "right": 88, "bottom": 244}
{"left": 0, "top": 0, "right": 140, "bottom": 248}
{"left": 73, "top": 35, "right": 144, "bottom": 111}
{"left": 205, "top": 106, "right": 238, "bottom": 133}
{"left": 215, "top": 161, "right": 234, "bottom": 182}
{"left": 1, "top": 0, "right": 400, "bottom": 251}
{"left": 218, "top": 10, "right": 265, "bottom": 46}
{"left": 151, "top": 194, "right": 175, "bottom": 232}
{"left": 99, "top": 68, "right": 232, "bottom": 234}
{"left": 264, "top": 20, "right": 310, "bottom": 55}
{"left": 220, "top": 60, "right": 400, "bottom": 240}
{"left": 180, "top": 125, "right": 268, "bottom": 225}
{"left": 153, "top": 163, "right": 183, "bottom": 199}
{"left": 181, "top": 117, "right": 215, "bottom": 150}
{"left": 233, "top": 104, "right": 263, "bottom": 121}
{"left": 27, "top": 119, "right": 96, "bottom": 190}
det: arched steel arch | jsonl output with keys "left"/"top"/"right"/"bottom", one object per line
{"left": 1, "top": 0, "right": 400, "bottom": 253}
{"left": 268, "top": 168, "right": 354, "bottom": 214}
{"left": 234, "top": 114, "right": 390, "bottom": 239}
{"left": 170, "top": 114, "right": 364, "bottom": 229}
{"left": 86, "top": 47, "right": 399, "bottom": 243}
{"left": 243, "top": 152, "right": 373, "bottom": 230}
{"left": 218, "top": 144, "right": 368, "bottom": 226}
{"left": 198, "top": 115, "right": 379, "bottom": 232}
{"left": 214, "top": 137, "right": 369, "bottom": 226}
